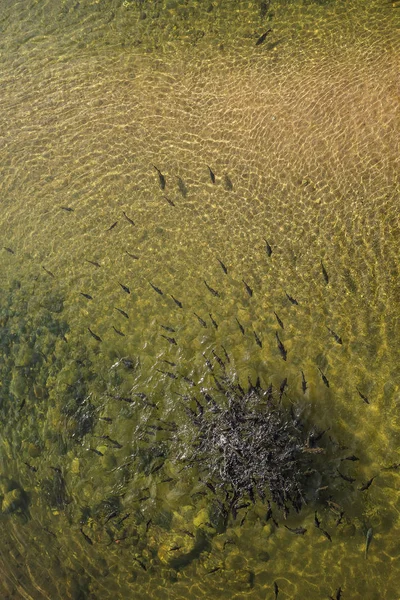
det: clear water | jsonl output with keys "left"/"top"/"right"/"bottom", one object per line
{"left": 0, "top": 0, "right": 399, "bottom": 598}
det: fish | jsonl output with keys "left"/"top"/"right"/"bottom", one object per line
{"left": 42, "top": 266, "right": 55, "bottom": 278}
{"left": 156, "top": 369, "right": 178, "bottom": 380}
{"left": 207, "top": 165, "right": 216, "bottom": 183}
{"left": 357, "top": 388, "right": 370, "bottom": 404}
{"left": 112, "top": 326, "right": 125, "bottom": 337}
{"left": 97, "top": 435, "right": 122, "bottom": 449}
{"left": 106, "top": 221, "right": 118, "bottom": 231}
{"left": 275, "top": 332, "right": 287, "bottom": 361}
{"left": 264, "top": 238, "right": 272, "bottom": 257}
{"left": 153, "top": 165, "right": 166, "bottom": 189}
{"left": 194, "top": 312, "right": 207, "bottom": 328}
{"left": 116, "top": 513, "right": 130, "bottom": 526}
{"left": 285, "top": 292, "right": 298, "bottom": 305}
{"left": 170, "top": 294, "right": 183, "bottom": 308}
{"left": 4, "top": 247, "right": 15, "bottom": 253}
{"left": 365, "top": 527, "right": 373, "bottom": 559}
{"left": 80, "top": 292, "right": 93, "bottom": 300}
{"left": 327, "top": 326, "right": 343, "bottom": 345}
{"left": 301, "top": 370, "right": 308, "bottom": 394}
{"left": 284, "top": 525, "right": 307, "bottom": 535}
{"left": 223, "top": 173, "right": 233, "bottom": 190}
{"left": 24, "top": 462, "right": 38, "bottom": 472}
{"left": 126, "top": 251, "right": 139, "bottom": 259}
{"left": 176, "top": 175, "right": 187, "bottom": 197}
{"left": 149, "top": 281, "right": 163, "bottom": 295}
{"left": 122, "top": 211, "right": 135, "bottom": 226}
{"left": 217, "top": 258, "right": 228, "bottom": 274}
{"left": 85, "top": 259, "right": 101, "bottom": 268}
{"left": 163, "top": 359, "right": 176, "bottom": 366}
{"left": 133, "top": 557, "right": 147, "bottom": 571}
{"left": 318, "top": 367, "right": 330, "bottom": 388}
{"left": 274, "top": 581, "right": 279, "bottom": 599}
{"left": 212, "top": 350, "right": 225, "bottom": 370}
{"left": 279, "top": 378, "right": 288, "bottom": 400}
{"left": 60, "top": 206, "right": 74, "bottom": 212}
{"left": 236, "top": 318, "right": 245, "bottom": 335}
{"left": 160, "top": 334, "right": 177, "bottom": 345}
{"left": 314, "top": 511, "right": 321, "bottom": 528}
{"left": 203, "top": 353, "right": 214, "bottom": 371}
{"left": 221, "top": 345, "right": 230, "bottom": 363}
{"left": 99, "top": 417, "right": 113, "bottom": 423}
{"left": 204, "top": 280, "right": 220, "bottom": 297}
{"left": 342, "top": 455, "right": 359, "bottom": 462}
{"left": 104, "top": 511, "right": 118, "bottom": 525}
{"left": 164, "top": 195, "right": 175, "bottom": 207}
{"left": 161, "top": 324, "right": 175, "bottom": 333}
{"left": 359, "top": 476, "right": 376, "bottom": 491}
{"left": 209, "top": 313, "right": 218, "bottom": 329}
{"left": 242, "top": 279, "right": 253, "bottom": 297}
{"left": 335, "top": 512, "right": 345, "bottom": 526}
{"left": 207, "top": 567, "right": 220, "bottom": 575}
{"left": 254, "top": 330, "right": 262, "bottom": 347}
{"left": 80, "top": 528, "right": 93, "bottom": 546}
{"left": 119, "top": 282, "right": 130, "bottom": 294}
{"left": 114, "top": 307, "right": 129, "bottom": 319}
{"left": 336, "top": 469, "right": 355, "bottom": 483}
{"left": 321, "top": 260, "right": 329, "bottom": 284}
{"left": 88, "top": 328, "right": 102, "bottom": 342}
{"left": 89, "top": 448, "right": 103, "bottom": 456}
{"left": 274, "top": 311, "right": 284, "bottom": 329}
{"left": 255, "top": 28, "right": 272, "bottom": 45}
{"left": 321, "top": 529, "right": 332, "bottom": 542}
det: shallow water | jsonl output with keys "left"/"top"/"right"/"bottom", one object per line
{"left": 0, "top": 0, "right": 399, "bottom": 598}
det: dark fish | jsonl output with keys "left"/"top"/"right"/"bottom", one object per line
{"left": 170, "top": 294, "right": 183, "bottom": 308}
{"left": 223, "top": 173, "right": 233, "bottom": 190}
{"left": 116, "top": 513, "right": 130, "bottom": 526}
{"left": 242, "top": 279, "right": 253, "bottom": 297}
{"left": 133, "top": 557, "right": 147, "bottom": 571}
{"left": 284, "top": 525, "right": 307, "bottom": 535}
{"left": 89, "top": 448, "right": 103, "bottom": 456}
{"left": 217, "top": 258, "right": 228, "bottom": 274}
{"left": 254, "top": 330, "right": 262, "bottom": 347}
{"left": 80, "top": 292, "right": 93, "bottom": 300}
{"left": 365, "top": 528, "right": 373, "bottom": 559}
{"left": 329, "top": 587, "right": 343, "bottom": 600}
{"left": 255, "top": 28, "right": 272, "bottom": 45}
{"left": 321, "top": 260, "right": 329, "bottom": 284}
{"left": 122, "top": 211, "right": 135, "bottom": 226}
{"left": 88, "top": 328, "right": 102, "bottom": 342}
{"left": 236, "top": 318, "right": 245, "bottom": 335}
{"left": 24, "top": 462, "right": 38, "bottom": 472}
{"left": 207, "top": 165, "right": 216, "bottom": 184}
{"left": 176, "top": 175, "right": 188, "bottom": 197}
{"left": 146, "top": 519, "right": 152, "bottom": 532}
{"left": 342, "top": 455, "right": 359, "bottom": 462}
{"left": 119, "top": 282, "right": 130, "bottom": 294}
{"left": 163, "top": 359, "right": 176, "bottom": 366}
{"left": 4, "top": 246, "right": 15, "bottom": 253}
{"left": 106, "top": 221, "right": 118, "bottom": 231}
{"left": 336, "top": 511, "right": 345, "bottom": 526}
{"left": 112, "top": 326, "right": 125, "bottom": 337}
{"left": 274, "top": 311, "right": 284, "bottom": 329}
{"left": 221, "top": 345, "right": 230, "bottom": 363}
{"left": 194, "top": 312, "right": 207, "bottom": 328}
{"left": 359, "top": 476, "right": 376, "bottom": 491}
{"left": 301, "top": 370, "right": 308, "bottom": 394}
{"left": 161, "top": 334, "right": 177, "bottom": 345}
{"left": 99, "top": 417, "right": 113, "bottom": 423}
{"left": 357, "top": 388, "right": 370, "bottom": 404}
{"left": 149, "top": 281, "right": 164, "bottom": 295}
{"left": 207, "top": 567, "right": 220, "bottom": 575}
{"left": 85, "top": 259, "right": 101, "bottom": 268}
{"left": 126, "top": 251, "right": 139, "bottom": 259}
{"left": 314, "top": 511, "right": 321, "bottom": 528}
{"left": 274, "top": 581, "right": 279, "bottom": 599}
{"left": 161, "top": 324, "right": 175, "bottom": 333}
{"left": 164, "top": 195, "right": 175, "bottom": 207}
{"left": 337, "top": 469, "right": 355, "bottom": 483}
{"left": 203, "top": 353, "right": 213, "bottom": 371}
{"left": 153, "top": 165, "right": 166, "bottom": 190}
{"left": 264, "top": 238, "right": 272, "bottom": 257}
{"left": 279, "top": 378, "right": 287, "bottom": 400}
{"left": 60, "top": 206, "right": 74, "bottom": 212}
{"left": 275, "top": 332, "right": 287, "bottom": 361}
{"left": 114, "top": 307, "right": 129, "bottom": 319}
{"left": 327, "top": 327, "right": 343, "bottom": 345}
{"left": 204, "top": 280, "right": 220, "bottom": 297}
{"left": 42, "top": 266, "right": 55, "bottom": 278}
{"left": 104, "top": 511, "right": 118, "bottom": 525}
{"left": 97, "top": 435, "right": 122, "bottom": 449}
{"left": 322, "top": 529, "right": 332, "bottom": 542}
{"left": 156, "top": 369, "right": 178, "bottom": 380}
{"left": 209, "top": 313, "right": 218, "bottom": 329}
{"left": 212, "top": 350, "right": 225, "bottom": 370}
{"left": 318, "top": 367, "right": 329, "bottom": 388}
{"left": 285, "top": 292, "right": 298, "bottom": 305}
{"left": 80, "top": 528, "right": 93, "bottom": 546}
